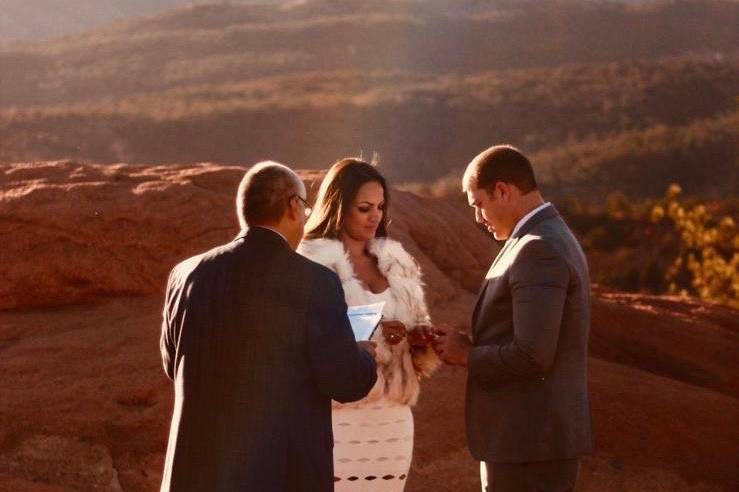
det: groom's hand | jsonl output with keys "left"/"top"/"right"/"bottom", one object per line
{"left": 433, "top": 324, "right": 471, "bottom": 367}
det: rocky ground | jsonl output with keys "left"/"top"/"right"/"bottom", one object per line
{"left": 1, "top": 161, "right": 737, "bottom": 491}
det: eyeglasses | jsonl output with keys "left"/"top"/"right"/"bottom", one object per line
{"left": 290, "top": 194, "right": 312, "bottom": 217}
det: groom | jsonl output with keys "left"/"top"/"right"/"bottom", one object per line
{"left": 160, "top": 161, "right": 377, "bottom": 491}
{"left": 434, "top": 145, "right": 593, "bottom": 491}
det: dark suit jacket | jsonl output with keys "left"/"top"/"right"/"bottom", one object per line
{"left": 466, "top": 205, "right": 593, "bottom": 463}
{"left": 160, "top": 227, "right": 377, "bottom": 492}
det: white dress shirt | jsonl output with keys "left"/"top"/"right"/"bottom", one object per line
{"left": 485, "top": 202, "right": 552, "bottom": 279}
{"left": 510, "top": 202, "right": 551, "bottom": 238}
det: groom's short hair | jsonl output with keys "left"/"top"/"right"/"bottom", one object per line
{"left": 236, "top": 161, "right": 301, "bottom": 229}
{"left": 463, "top": 145, "right": 537, "bottom": 194}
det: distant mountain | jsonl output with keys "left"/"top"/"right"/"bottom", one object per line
{"left": 3, "top": 0, "right": 737, "bottom": 108}
{"left": 0, "top": 0, "right": 737, "bottom": 200}
{"left": 2, "top": 57, "right": 736, "bottom": 199}
{"left": 0, "top": 0, "right": 670, "bottom": 40}
{"left": 0, "top": 0, "right": 273, "bottom": 43}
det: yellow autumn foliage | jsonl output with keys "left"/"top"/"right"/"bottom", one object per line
{"left": 652, "top": 184, "right": 738, "bottom": 308}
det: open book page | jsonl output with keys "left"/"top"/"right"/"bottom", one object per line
{"left": 347, "top": 302, "right": 385, "bottom": 341}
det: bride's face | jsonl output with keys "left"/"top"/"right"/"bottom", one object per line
{"left": 342, "top": 181, "right": 385, "bottom": 242}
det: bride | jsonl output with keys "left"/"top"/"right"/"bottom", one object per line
{"left": 298, "top": 158, "right": 440, "bottom": 492}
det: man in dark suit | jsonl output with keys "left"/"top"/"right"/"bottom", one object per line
{"left": 434, "top": 146, "right": 593, "bottom": 491}
{"left": 160, "top": 161, "right": 378, "bottom": 492}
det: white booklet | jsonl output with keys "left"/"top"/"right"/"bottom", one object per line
{"left": 347, "top": 302, "right": 385, "bottom": 341}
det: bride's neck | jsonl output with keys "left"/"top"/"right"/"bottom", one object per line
{"left": 339, "top": 232, "right": 369, "bottom": 260}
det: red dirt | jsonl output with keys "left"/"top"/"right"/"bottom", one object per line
{"left": 1, "top": 162, "right": 736, "bottom": 491}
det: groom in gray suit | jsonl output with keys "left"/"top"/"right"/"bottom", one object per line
{"left": 435, "top": 145, "right": 593, "bottom": 491}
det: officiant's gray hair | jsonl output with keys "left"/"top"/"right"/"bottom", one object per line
{"left": 236, "top": 161, "right": 305, "bottom": 230}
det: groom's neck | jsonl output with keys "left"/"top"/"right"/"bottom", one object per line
{"left": 511, "top": 191, "right": 546, "bottom": 226}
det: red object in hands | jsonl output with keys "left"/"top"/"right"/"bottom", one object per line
{"left": 408, "top": 325, "right": 438, "bottom": 349}
{"left": 381, "top": 320, "right": 407, "bottom": 345}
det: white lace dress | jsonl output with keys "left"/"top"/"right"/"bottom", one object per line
{"left": 298, "top": 237, "right": 441, "bottom": 491}
{"left": 333, "top": 288, "right": 413, "bottom": 492}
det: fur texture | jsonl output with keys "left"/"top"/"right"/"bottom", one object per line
{"left": 298, "top": 237, "right": 441, "bottom": 407}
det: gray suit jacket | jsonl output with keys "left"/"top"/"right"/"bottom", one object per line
{"left": 466, "top": 205, "right": 593, "bottom": 463}
{"left": 160, "top": 227, "right": 377, "bottom": 491}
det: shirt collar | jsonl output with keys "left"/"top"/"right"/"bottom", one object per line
{"left": 510, "top": 202, "right": 551, "bottom": 238}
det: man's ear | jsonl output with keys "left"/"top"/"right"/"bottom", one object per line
{"left": 481, "top": 184, "right": 496, "bottom": 201}
{"left": 496, "top": 181, "right": 515, "bottom": 203}
{"left": 285, "top": 195, "right": 300, "bottom": 221}
{"left": 485, "top": 182, "right": 505, "bottom": 201}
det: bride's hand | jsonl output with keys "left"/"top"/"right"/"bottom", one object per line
{"left": 407, "top": 325, "right": 443, "bottom": 351}
{"left": 381, "top": 320, "right": 407, "bottom": 345}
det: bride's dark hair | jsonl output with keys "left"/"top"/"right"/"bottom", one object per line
{"left": 304, "top": 158, "right": 390, "bottom": 240}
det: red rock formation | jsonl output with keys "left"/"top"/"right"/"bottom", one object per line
{"left": 1, "top": 161, "right": 736, "bottom": 491}
{"left": 0, "top": 161, "right": 488, "bottom": 312}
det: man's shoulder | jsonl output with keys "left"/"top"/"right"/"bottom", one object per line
{"left": 168, "top": 241, "right": 238, "bottom": 282}
{"left": 514, "top": 216, "right": 587, "bottom": 279}
{"left": 292, "top": 250, "right": 342, "bottom": 286}
{"left": 526, "top": 214, "right": 578, "bottom": 251}
{"left": 516, "top": 227, "right": 560, "bottom": 254}
{"left": 509, "top": 227, "right": 572, "bottom": 276}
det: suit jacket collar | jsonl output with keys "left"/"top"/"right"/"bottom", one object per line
{"left": 511, "top": 204, "right": 559, "bottom": 239}
{"left": 471, "top": 204, "right": 559, "bottom": 335}
{"left": 237, "top": 226, "right": 291, "bottom": 249}
{"left": 481, "top": 203, "right": 557, "bottom": 280}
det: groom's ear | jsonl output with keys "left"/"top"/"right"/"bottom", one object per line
{"left": 496, "top": 181, "right": 517, "bottom": 203}
{"left": 480, "top": 183, "right": 496, "bottom": 199}
{"left": 485, "top": 182, "right": 505, "bottom": 201}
